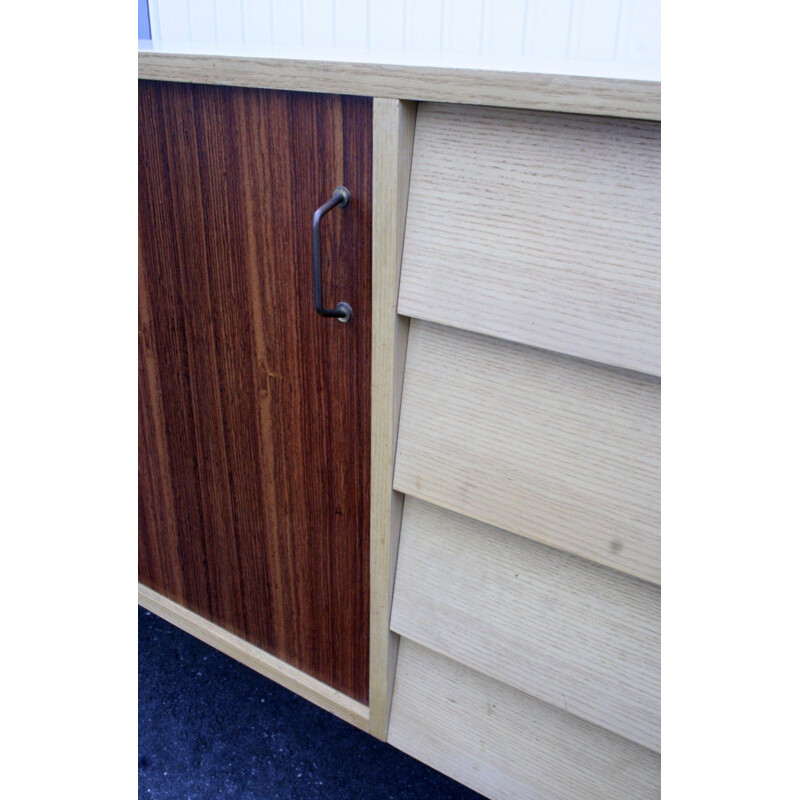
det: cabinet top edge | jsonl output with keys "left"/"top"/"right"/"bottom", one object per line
{"left": 137, "top": 50, "right": 660, "bottom": 121}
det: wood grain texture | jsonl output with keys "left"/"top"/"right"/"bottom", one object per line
{"left": 138, "top": 80, "right": 372, "bottom": 702}
{"left": 391, "top": 498, "right": 660, "bottom": 751}
{"left": 398, "top": 103, "right": 661, "bottom": 375}
{"left": 138, "top": 51, "right": 661, "bottom": 120}
{"left": 388, "top": 639, "right": 660, "bottom": 800}
{"left": 368, "top": 98, "right": 417, "bottom": 739}
{"left": 393, "top": 321, "right": 661, "bottom": 584}
{"left": 139, "top": 584, "right": 370, "bottom": 731}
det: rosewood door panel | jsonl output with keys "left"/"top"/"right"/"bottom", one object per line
{"left": 138, "top": 80, "right": 372, "bottom": 703}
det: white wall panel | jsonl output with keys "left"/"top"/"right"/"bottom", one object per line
{"left": 403, "top": 0, "right": 443, "bottom": 53}
{"left": 242, "top": 0, "right": 272, "bottom": 47}
{"left": 368, "top": 0, "right": 404, "bottom": 52}
{"left": 523, "top": 0, "right": 572, "bottom": 58}
{"left": 187, "top": 0, "right": 215, "bottom": 43}
{"left": 147, "top": 0, "right": 660, "bottom": 80}
{"left": 335, "top": 0, "right": 369, "bottom": 49}
{"left": 215, "top": 0, "right": 244, "bottom": 45}
{"left": 483, "top": 0, "right": 527, "bottom": 58}
{"left": 568, "top": 0, "right": 623, "bottom": 61}
{"left": 303, "top": 0, "right": 335, "bottom": 48}
{"left": 272, "top": 2, "right": 303, "bottom": 47}
{"left": 441, "top": 0, "right": 483, "bottom": 55}
{"left": 154, "top": 0, "right": 190, "bottom": 41}
{"left": 618, "top": 0, "right": 660, "bottom": 63}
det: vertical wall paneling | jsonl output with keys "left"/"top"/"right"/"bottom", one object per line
{"left": 336, "top": 0, "right": 369, "bottom": 49}
{"left": 147, "top": 1, "right": 659, "bottom": 77}
{"left": 523, "top": 0, "right": 573, "bottom": 59}
{"left": 187, "top": 0, "right": 216, "bottom": 43}
{"left": 272, "top": 2, "right": 304, "bottom": 47}
{"left": 368, "top": 0, "right": 404, "bottom": 52}
{"left": 403, "top": 0, "right": 443, "bottom": 53}
{"left": 441, "top": 0, "right": 482, "bottom": 56}
{"left": 242, "top": 0, "right": 273, "bottom": 47}
{"left": 617, "top": 0, "right": 661, "bottom": 63}
{"left": 568, "top": 0, "right": 623, "bottom": 61}
{"left": 483, "top": 0, "right": 527, "bottom": 58}
{"left": 216, "top": 0, "right": 244, "bottom": 45}
{"left": 153, "top": 0, "right": 190, "bottom": 40}
{"left": 303, "top": 0, "right": 335, "bottom": 48}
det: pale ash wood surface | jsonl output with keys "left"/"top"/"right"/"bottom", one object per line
{"left": 393, "top": 321, "right": 661, "bottom": 584}
{"left": 398, "top": 103, "right": 660, "bottom": 376}
{"left": 368, "top": 98, "right": 417, "bottom": 740}
{"left": 138, "top": 51, "right": 660, "bottom": 120}
{"left": 388, "top": 639, "right": 660, "bottom": 800}
{"left": 139, "top": 584, "right": 370, "bottom": 731}
{"left": 391, "top": 499, "right": 660, "bottom": 751}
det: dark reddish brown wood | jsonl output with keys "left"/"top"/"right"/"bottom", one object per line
{"left": 138, "top": 80, "right": 372, "bottom": 703}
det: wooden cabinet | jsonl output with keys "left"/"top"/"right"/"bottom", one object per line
{"left": 138, "top": 80, "right": 373, "bottom": 703}
{"left": 138, "top": 52, "right": 661, "bottom": 799}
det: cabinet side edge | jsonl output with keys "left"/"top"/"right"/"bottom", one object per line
{"left": 369, "top": 98, "right": 417, "bottom": 740}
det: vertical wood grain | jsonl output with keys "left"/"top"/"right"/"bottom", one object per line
{"left": 138, "top": 80, "right": 372, "bottom": 702}
{"left": 368, "top": 98, "right": 417, "bottom": 739}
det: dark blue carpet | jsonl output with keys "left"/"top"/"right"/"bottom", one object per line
{"left": 139, "top": 606, "right": 485, "bottom": 799}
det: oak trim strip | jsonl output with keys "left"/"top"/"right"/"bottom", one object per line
{"left": 138, "top": 51, "right": 660, "bottom": 120}
{"left": 139, "top": 583, "right": 371, "bottom": 732}
{"left": 368, "top": 98, "right": 417, "bottom": 740}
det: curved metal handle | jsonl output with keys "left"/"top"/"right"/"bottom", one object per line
{"left": 312, "top": 186, "right": 352, "bottom": 322}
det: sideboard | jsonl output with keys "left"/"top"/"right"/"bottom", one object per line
{"left": 139, "top": 50, "right": 660, "bottom": 799}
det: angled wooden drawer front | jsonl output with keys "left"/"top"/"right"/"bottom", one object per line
{"left": 393, "top": 320, "right": 661, "bottom": 584}
{"left": 391, "top": 498, "right": 661, "bottom": 751}
{"left": 388, "top": 640, "right": 660, "bottom": 800}
{"left": 398, "top": 102, "right": 660, "bottom": 376}
{"left": 387, "top": 94, "right": 660, "bottom": 796}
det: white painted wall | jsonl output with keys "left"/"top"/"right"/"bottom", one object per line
{"left": 145, "top": 0, "right": 659, "bottom": 80}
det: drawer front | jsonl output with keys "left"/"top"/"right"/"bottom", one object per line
{"left": 391, "top": 498, "right": 660, "bottom": 751}
{"left": 388, "top": 639, "right": 660, "bottom": 800}
{"left": 398, "top": 102, "right": 660, "bottom": 375}
{"left": 393, "top": 320, "right": 661, "bottom": 584}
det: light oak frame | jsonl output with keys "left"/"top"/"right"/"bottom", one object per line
{"left": 138, "top": 63, "right": 416, "bottom": 737}
{"left": 138, "top": 49, "right": 660, "bottom": 743}
{"left": 138, "top": 51, "right": 660, "bottom": 121}
{"left": 138, "top": 583, "right": 371, "bottom": 730}
{"left": 368, "top": 97, "right": 416, "bottom": 738}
